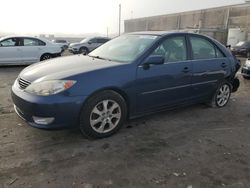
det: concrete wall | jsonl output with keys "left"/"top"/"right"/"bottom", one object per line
{"left": 124, "top": 4, "right": 250, "bottom": 44}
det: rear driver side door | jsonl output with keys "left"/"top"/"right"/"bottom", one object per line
{"left": 136, "top": 35, "right": 193, "bottom": 112}
{"left": 188, "top": 35, "right": 230, "bottom": 100}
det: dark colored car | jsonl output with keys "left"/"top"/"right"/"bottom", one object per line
{"left": 241, "top": 58, "right": 250, "bottom": 79}
{"left": 12, "top": 32, "right": 240, "bottom": 138}
{"left": 231, "top": 41, "right": 250, "bottom": 57}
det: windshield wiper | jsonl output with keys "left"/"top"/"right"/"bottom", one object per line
{"left": 88, "top": 55, "right": 112, "bottom": 61}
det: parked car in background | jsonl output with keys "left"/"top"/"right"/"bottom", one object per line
{"left": 241, "top": 58, "right": 250, "bottom": 79}
{"left": 12, "top": 32, "right": 240, "bottom": 138}
{"left": 68, "top": 37, "right": 110, "bottom": 54}
{"left": 231, "top": 41, "right": 250, "bottom": 57}
{"left": 52, "top": 39, "right": 69, "bottom": 50}
{"left": 0, "top": 36, "right": 62, "bottom": 65}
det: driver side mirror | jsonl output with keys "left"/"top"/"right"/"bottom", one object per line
{"left": 143, "top": 55, "right": 165, "bottom": 70}
{"left": 88, "top": 41, "right": 92, "bottom": 44}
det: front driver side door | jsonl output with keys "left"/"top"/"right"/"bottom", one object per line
{"left": 88, "top": 38, "right": 99, "bottom": 51}
{"left": 136, "top": 35, "right": 193, "bottom": 112}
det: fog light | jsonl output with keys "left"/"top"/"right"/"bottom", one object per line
{"left": 32, "top": 116, "right": 55, "bottom": 125}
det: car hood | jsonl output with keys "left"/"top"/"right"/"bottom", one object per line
{"left": 19, "top": 55, "right": 122, "bottom": 82}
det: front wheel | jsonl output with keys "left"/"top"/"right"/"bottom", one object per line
{"left": 79, "top": 47, "right": 89, "bottom": 55}
{"left": 79, "top": 90, "right": 127, "bottom": 139}
{"left": 209, "top": 82, "right": 231, "bottom": 108}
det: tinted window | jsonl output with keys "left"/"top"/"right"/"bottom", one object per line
{"left": 97, "top": 38, "right": 109, "bottom": 43}
{"left": 190, "top": 36, "right": 217, "bottom": 60}
{"left": 89, "top": 38, "right": 97, "bottom": 43}
{"left": 55, "top": 40, "right": 66, "bottom": 43}
{"left": 0, "top": 38, "right": 21, "bottom": 47}
{"left": 216, "top": 47, "right": 225, "bottom": 58}
{"left": 152, "top": 36, "right": 187, "bottom": 63}
{"left": 23, "top": 38, "right": 45, "bottom": 46}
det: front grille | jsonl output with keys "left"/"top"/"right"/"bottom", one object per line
{"left": 18, "top": 77, "right": 31, "bottom": 90}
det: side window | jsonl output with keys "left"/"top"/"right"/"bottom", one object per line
{"left": 97, "top": 38, "right": 108, "bottom": 43}
{"left": 190, "top": 37, "right": 216, "bottom": 60}
{"left": 216, "top": 48, "right": 225, "bottom": 58}
{"left": 89, "top": 38, "right": 97, "bottom": 43}
{"left": 152, "top": 36, "right": 187, "bottom": 63}
{"left": 0, "top": 38, "right": 20, "bottom": 47}
{"left": 24, "top": 38, "right": 39, "bottom": 46}
{"left": 23, "top": 38, "right": 46, "bottom": 46}
{"left": 38, "top": 39, "right": 46, "bottom": 46}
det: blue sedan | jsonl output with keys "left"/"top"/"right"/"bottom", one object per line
{"left": 12, "top": 31, "right": 240, "bottom": 138}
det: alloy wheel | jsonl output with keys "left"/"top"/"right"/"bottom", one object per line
{"left": 216, "top": 84, "right": 230, "bottom": 107}
{"left": 89, "top": 100, "right": 121, "bottom": 133}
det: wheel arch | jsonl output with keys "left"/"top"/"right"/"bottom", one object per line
{"left": 40, "top": 53, "right": 52, "bottom": 61}
{"left": 81, "top": 87, "right": 130, "bottom": 118}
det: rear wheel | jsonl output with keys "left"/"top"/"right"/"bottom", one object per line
{"left": 209, "top": 82, "right": 231, "bottom": 108}
{"left": 79, "top": 90, "right": 127, "bottom": 139}
{"left": 40, "top": 53, "right": 52, "bottom": 61}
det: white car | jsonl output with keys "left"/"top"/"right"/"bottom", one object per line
{"left": 0, "top": 36, "right": 63, "bottom": 65}
{"left": 51, "top": 39, "right": 69, "bottom": 50}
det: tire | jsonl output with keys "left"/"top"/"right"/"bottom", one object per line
{"left": 79, "top": 90, "right": 127, "bottom": 139}
{"left": 79, "top": 47, "right": 89, "bottom": 55}
{"left": 40, "top": 53, "right": 52, "bottom": 61}
{"left": 208, "top": 82, "right": 231, "bottom": 108}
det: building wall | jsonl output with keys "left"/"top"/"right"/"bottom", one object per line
{"left": 124, "top": 4, "right": 250, "bottom": 44}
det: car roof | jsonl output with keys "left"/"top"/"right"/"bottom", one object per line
{"left": 0, "top": 35, "right": 41, "bottom": 40}
{"left": 128, "top": 30, "right": 187, "bottom": 36}
{"left": 128, "top": 30, "right": 206, "bottom": 37}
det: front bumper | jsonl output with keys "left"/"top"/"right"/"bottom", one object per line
{"left": 68, "top": 47, "right": 79, "bottom": 54}
{"left": 241, "top": 66, "right": 250, "bottom": 77}
{"left": 11, "top": 84, "right": 88, "bottom": 129}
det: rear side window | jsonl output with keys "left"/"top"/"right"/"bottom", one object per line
{"left": 89, "top": 38, "right": 97, "bottom": 43}
{"left": 23, "top": 38, "right": 45, "bottom": 46}
{"left": 190, "top": 37, "right": 217, "bottom": 60}
{"left": 97, "top": 38, "right": 109, "bottom": 43}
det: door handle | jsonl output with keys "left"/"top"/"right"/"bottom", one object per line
{"left": 221, "top": 62, "right": 227, "bottom": 68}
{"left": 182, "top": 67, "right": 190, "bottom": 73}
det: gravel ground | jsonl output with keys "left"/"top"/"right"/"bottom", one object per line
{"left": 0, "top": 56, "right": 250, "bottom": 188}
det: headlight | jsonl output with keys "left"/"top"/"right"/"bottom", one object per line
{"left": 25, "top": 80, "right": 76, "bottom": 96}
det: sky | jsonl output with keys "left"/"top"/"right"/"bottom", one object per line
{"left": 0, "top": 0, "right": 245, "bottom": 36}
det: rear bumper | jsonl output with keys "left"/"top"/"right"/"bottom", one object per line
{"left": 68, "top": 48, "right": 79, "bottom": 54}
{"left": 11, "top": 83, "right": 87, "bottom": 129}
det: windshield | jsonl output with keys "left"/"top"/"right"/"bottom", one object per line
{"left": 88, "top": 35, "right": 158, "bottom": 63}
{"left": 80, "top": 38, "right": 90, "bottom": 43}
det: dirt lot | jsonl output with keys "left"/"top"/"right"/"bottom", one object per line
{"left": 0, "top": 57, "right": 250, "bottom": 188}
